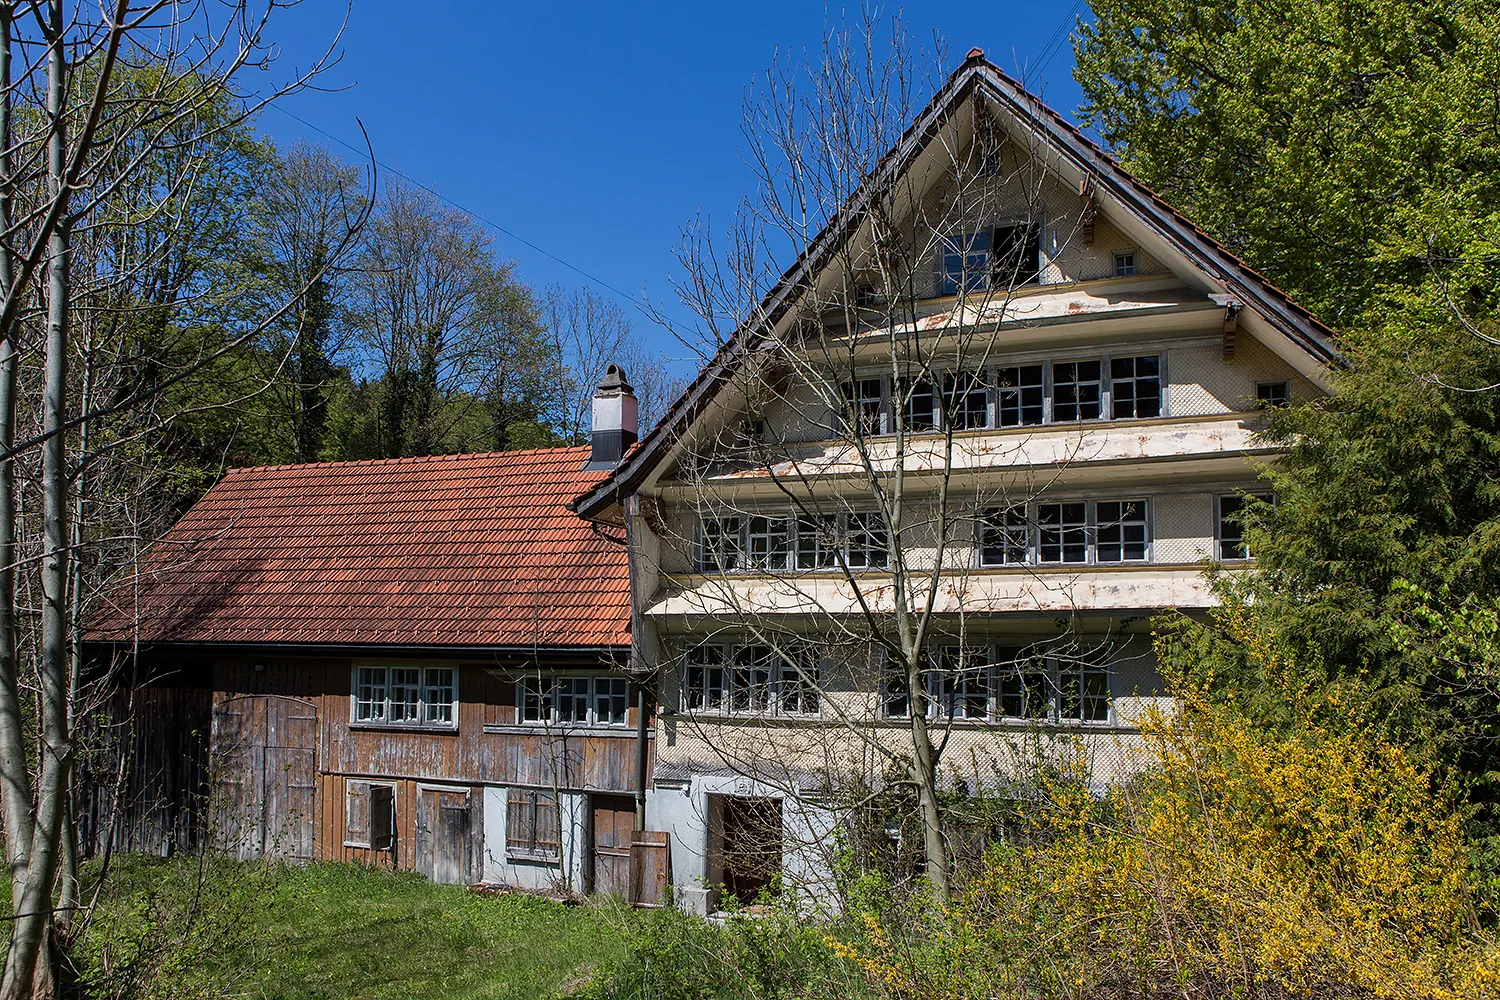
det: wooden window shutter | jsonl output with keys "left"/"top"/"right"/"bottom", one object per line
{"left": 345, "top": 781, "right": 371, "bottom": 848}
{"left": 507, "top": 790, "right": 537, "bottom": 854}
{"left": 369, "top": 785, "right": 395, "bottom": 851}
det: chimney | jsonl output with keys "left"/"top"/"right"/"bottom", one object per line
{"left": 588, "top": 363, "right": 638, "bottom": 470}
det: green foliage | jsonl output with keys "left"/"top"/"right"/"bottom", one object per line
{"left": 576, "top": 904, "right": 867, "bottom": 1000}
{"left": 70, "top": 857, "right": 632, "bottom": 1000}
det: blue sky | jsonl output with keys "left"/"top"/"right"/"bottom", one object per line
{"left": 259, "top": 2, "right": 1092, "bottom": 368}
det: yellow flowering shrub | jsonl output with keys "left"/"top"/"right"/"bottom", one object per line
{"left": 838, "top": 611, "right": 1500, "bottom": 999}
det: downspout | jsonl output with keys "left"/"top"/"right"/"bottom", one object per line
{"left": 623, "top": 494, "right": 650, "bottom": 831}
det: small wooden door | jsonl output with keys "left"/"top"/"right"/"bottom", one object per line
{"left": 591, "top": 794, "right": 635, "bottom": 896}
{"left": 417, "top": 788, "right": 471, "bottom": 885}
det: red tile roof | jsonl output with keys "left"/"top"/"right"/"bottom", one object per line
{"left": 89, "top": 446, "right": 631, "bottom": 650}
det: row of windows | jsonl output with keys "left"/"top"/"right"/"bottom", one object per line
{"left": 696, "top": 494, "right": 1269, "bottom": 573}
{"left": 353, "top": 666, "right": 457, "bottom": 727}
{"left": 519, "top": 675, "right": 631, "bottom": 727}
{"left": 840, "top": 354, "right": 1163, "bottom": 436}
{"left": 699, "top": 512, "right": 888, "bottom": 572}
{"left": 681, "top": 642, "right": 1114, "bottom": 724}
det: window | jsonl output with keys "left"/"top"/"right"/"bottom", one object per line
{"left": 519, "top": 675, "right": 633, "bottom": 727}
{"left": 1256, "top": 381, "right": 1290, "bottom": 408}
{"left": 507, "top": 789, "right": 560, "bottom": 861}
{"left": 996, "top": 364, "right": 1045, "bottom": 427}
{"left": 1114, "top": 251, "right": 1136, "bottom": 277}
{"left": 1110, "top": 355, "right": 1162, "bottom": 419}
{"left": 933, "top": 647, "right": 990, "bottom": 720}
{"left": 1038, "top": 502, "right": 1089, "bottom": 564}
{"left": 940, "top": 230, "right": 992, "bottom": 295}
{"left": 778, "top": 645, "right": 820, "bottom": 716}
{"left": 796, "top": 514, "right": 838, "bottom": 570}
{"left": 351, "top": 665, "right": 456, "bottom": 728}
{"left": 992, "top": 224, "right": 1041, "bottom": 286}
{"left": 684, "top": 645, "right": 729, "bottom": 712}
{"left": 882, "top": 657, "right": 914, "bottom": 719}
{"left": 943, "top": 370, "right": 990, "bottom": 430}
{"left": 845, "top": 511, "right": 889, "bottom": 569}
{"left": 699, "top": 516, "right": 743, "bottom": 572}
{"left": 1217, "top": 493, "right": 1270, "bottom": 560}
{"left": 978, "top": 506, "right": 1029, "bottom": 566}
{"left": 901, "top": 378, "right": 938, "bottom": 432}
{"left": 1052, "top": 360, "right": 1102, "bottom": 422}
{"left": 355, "top": 667, "right": 387, "bottom": 723}
{"left": 594, "top": 677, "right": 630, "bottom": 726}
{"left": 345, "top": 781, "right": 395, "bottom": 850}
{"left": 746, "top": 515, "right": 791, "bottom": 571}
{"left": 730, "top": 645, "right": 774, "bottom": 713}
{"left": 841, "top": 378, "right": 884, "bottom": 436}
{"left": 995, "top": 650, "right": 1052, "bottom": 720}
{"left": 1095, "top": 500, "right": 1150, "bottom": 563}
{"left": 684, "top": 642, "right": 821, "bottom": 717}
{"left": 1059, "top": 658, "right": 1111, "bottom": 723}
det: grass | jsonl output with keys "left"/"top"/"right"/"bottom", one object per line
{"left": 69, "top": 856, "right": 636, "bottom": 999}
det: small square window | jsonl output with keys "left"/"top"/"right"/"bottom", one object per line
{"left": 593, "top": 677, "right": 630, "bottom": 726}
{"left": 746, "top": 516, "right": 791, "bottom": 570}
{"left": 1256, "top": 381, "right": 1290, "bottom": 408}
{"left": 1052, "top": 361, "right": 1103, "bottom": 422}
{"left": 1217, "top": 493, "right": 1271, "bottom": 560}
{"left": 940, "top": 230, "right": 992, "bottom": 295}
{"left": 979, "top": 506, "right": 1029, "bottom": 566}
{"left": 1110, "top": 356, "right": 1162, "bottom": 419}
{"left": 1038, "top": 502, "right": 1089, "bottom": 563}
{"left": 1114, "top": 252, "right": 1136, "bottom": 277}
{"left": 997, "top": 365, "right": 1045, "bottom": 426}
{"left": 1095, "top": 500, "right": 1149, "bottom": 563}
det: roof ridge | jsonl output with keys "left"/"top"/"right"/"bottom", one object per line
{"left": 222, "top": 444, "right": 592, "bottom": 476}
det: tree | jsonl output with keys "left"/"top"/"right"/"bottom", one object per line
{"left": 347, "top": 180, "right": 554, "bottom": 457}
{"left": 0, "top": 5, "right": 344, "bottom": 996}
{"left": 1077, "top": 0, "right": 1500, "bottom": 853}
{"left": 255, "top": 143, "right": 368, "bottom": 463}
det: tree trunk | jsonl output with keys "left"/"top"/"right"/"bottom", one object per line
{"left": 0, "top": 1, "right": 34, "bottom": 920}
{"left": 906, "top": 659, "right": 950, "bottom": 905}
{"left": 2, "top": 6, "right": 72, "bottom": 994}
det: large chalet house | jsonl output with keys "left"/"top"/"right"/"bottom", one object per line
{"left": 568, "top": 50, "right": 1335, "bottom": 914}
{"left": 91, "top": 51, "right": 1336, "bottom": 915}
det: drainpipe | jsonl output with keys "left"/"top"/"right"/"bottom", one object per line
{"left": 624, "top": 494, "right": 651, "bottom": 831}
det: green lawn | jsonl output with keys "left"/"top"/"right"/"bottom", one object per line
{"left": 72, "top": 857, "right": 634, "bottom": 999}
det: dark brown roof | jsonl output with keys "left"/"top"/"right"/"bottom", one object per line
{"left": 90, "top": 446, "right": 630, "bottom": 650}
{"left": 572, "top": 52, "right": 1340, "bottom": 521}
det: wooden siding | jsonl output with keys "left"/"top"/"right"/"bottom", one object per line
{"left": 91, "top": 649, "right": 646, "bottom": 878}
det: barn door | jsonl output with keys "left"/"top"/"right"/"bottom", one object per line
{"left": 210, "top": 694, "right": 318, "bottom": 861}
{"left": 590, "top": 794, "right": 634, "bottom": 897}
{"left": 417, "top": 787, "right": 471, "bottom": 885}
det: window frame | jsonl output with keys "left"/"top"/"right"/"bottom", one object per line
{"left": 1255, "top": 380, "right": 1291, "bottom": 408}
{"left": 349, "top": 664, "right": 458, "bottom": 730}
{"left": 1216, "top": 492, "right": 1271, "bottom": 561}
{"left": 344, "top": 780, "right": 396, "bottom": 850}
{"left": 877, "top": 642, "right": 1115, "bottom": 725}
{"left": 680, "top": 641, "right": 823, "bottom": 719}
{"left": 516, "top": 674, "right": 634, "bottom": 729}
{"left": 699, "top": 510, "right": 890, "bottom": 574}
{"left": 506, "top": 788, "right": 562, "bottom": 863}
{"left": 977, "top": 498, "right": 1154, "bottom": 567}
{"left": 1113, "top": 250, "right": 1137, "bottom": 277}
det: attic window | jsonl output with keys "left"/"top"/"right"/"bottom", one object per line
{"left": 991, "top": 224, "right": 1041, "bottom": 287}
{"left": 1114, "top": 251, "right": 1136, "bottom": 277}
{"left": 939, "top": 231, "right": 992, "bottom": 295}
{"left": 1256, "top": 381, "right": 1290, "bottom": 408}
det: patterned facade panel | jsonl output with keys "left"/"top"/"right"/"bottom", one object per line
{"left": 1152, "top": 493, "right": 1215, "bottom": 565}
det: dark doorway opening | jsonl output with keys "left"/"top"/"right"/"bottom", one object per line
{"left": 709, "top": 794, "right": 782, "bottom": 909}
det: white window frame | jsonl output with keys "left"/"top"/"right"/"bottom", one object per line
{"left": 978, "top": 498, "right": 1153, "bottom": 567}
{"left": 1255, "top": 380, "right": 1291, "bottom": 408}
{"left": 1113, "top": 250, "right": 1137, "bottom": 277}
{"left": 1216, "top": 492, "right": 1271, "bottom": 561}
{"left": 516, "top": 674, "right": 633, "bottom": 729}
{"left": 350, "top": 664, "right": 458, "bottom": 730}
{"left": 878, "top": 643, "right": 1114, "bottom": 725}
{"left": 681, "top": 641, "right": 823, "bottom": 719}
{"left": 344, "top": 779, "right": 397, "bottom": 850}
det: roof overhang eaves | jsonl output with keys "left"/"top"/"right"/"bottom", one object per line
{"left": 572, "top": 55, "right": 1341, "bottom": 520}
{"left": 83, "top": 639, "right": 631, "bottom": 659}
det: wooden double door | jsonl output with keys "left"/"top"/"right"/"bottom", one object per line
{"left": 211, "top": 694, "right": 318, "bottom": 861}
